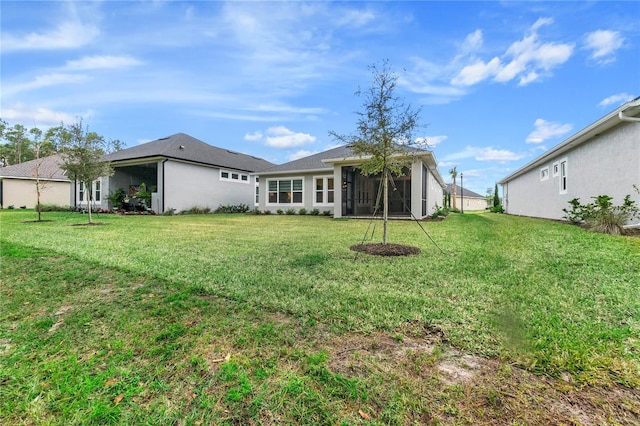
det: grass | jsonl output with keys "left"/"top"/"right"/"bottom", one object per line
{"left": 1, "top": 209, "right": 639, "bottom": 424}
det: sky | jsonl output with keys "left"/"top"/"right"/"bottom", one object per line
{"left": 2, "top": 1, "right": 639, "bottom": 195}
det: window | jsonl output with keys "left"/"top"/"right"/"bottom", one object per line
{"left": 314, "top": 176, "right": 335, "bottom": 205}
{"left": 77, "top": 180, "right": 101, "bottom": 204}
{"left": 79, "top": 182, "right": 85, "bottom": 202}
{"left": 540, "top": 167, "right": 549, "bottom": 181}
{"left": 267, "top": 178, "right": 303, "bottom": 204}
{"left": 220, "top": 169, "right": 249, "bottom": 183}
{"left": 95, "top": 180, "right": 101, "bottom": 202}
{"left": 255, "top": 184, "right": 259, "bottom": 204}
{"left": 552, "top": 162, "right": 559, "bottom": 177}
{"left": 559, "top": 159, "right": 567, "bottom": 193}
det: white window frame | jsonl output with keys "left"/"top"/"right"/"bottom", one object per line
{"left": 220, "top": 169, "right": 250, "bottom": 184}
{"left": 552, "top": 161, "right": 560, "bottom": 177}
{"left": 266, "top": 177, "right": 304, "bottom": 206}
{"left": 540, "top": 166, "right": 549, "bottom": 181}
{"left": 77, "top": 180, "right": 102, "bottom": 204}
{"left": 559, "top": 158, "right": 568, "bottom": 194}
{"left": 313, "top": 176, "right": 335, "bottom": 206}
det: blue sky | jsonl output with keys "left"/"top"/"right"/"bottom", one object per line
{"left": 2, "top": 1, "right": 638, "bottom": 195}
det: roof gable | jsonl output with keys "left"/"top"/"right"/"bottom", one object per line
{"left": 0, "top": 154, "right": 69, "bottom": 181}
{"left": 104, "top": 133, "right": 273, "bottom": 172}
{"left": 445, "top": 183, "right": 484, "bottom": 199}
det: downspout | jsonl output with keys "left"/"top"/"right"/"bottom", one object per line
{"left": 618, "top": 111, "right": 640, "bottom": 122}
{"left": 161, "top": 159, "right": 167, "bottom": 213}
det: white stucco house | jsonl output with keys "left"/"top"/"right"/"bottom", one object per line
{"left": 498, "top": 97, "right": 640, "bottom": 226}
{"left": 256, "top": 145, "right": 446, "bottom": 219}
{"left": 102, "top": 133, "right": 273, "bottom": 213}
{"left": 0, "top": 154, "right": 73, "bottom": 209}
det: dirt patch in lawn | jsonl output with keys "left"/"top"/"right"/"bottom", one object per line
{"left": 350, "top": 243, "right": 421, "bottom": 256}
{"left": 325, "top": 322, "right": 640, "bottom": 425}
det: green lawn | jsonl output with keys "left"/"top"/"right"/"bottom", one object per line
{"left": 1, "top": 210, "right": 639, "bottom": 424}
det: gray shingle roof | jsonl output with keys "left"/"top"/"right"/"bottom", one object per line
{"left": 104, "top": 133, "right": 274, "bottom": 173}
{"left": 0, "top": 154, "right": 69, "bottom": 181}
{"left": 445, "top": 184, "right": 484, "bottom": 199}
{"left": 259, "top": 144, "right": 431, "bottom": 174}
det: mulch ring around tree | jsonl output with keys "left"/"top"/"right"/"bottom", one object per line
{"left": 70, "top": 222, "right": 109, "bottom": 227}
{"left": 350, "top": 243, "right": 421, "bottom": 256}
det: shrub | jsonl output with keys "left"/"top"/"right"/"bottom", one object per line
{"left": 39, "top": 204, "right": 72, "bottom": 212}
{"left": 7, "top": 205, "right": 15, "bottom": 209}
{"left": 263, "top": 210, "right": 272, "bottom": 215}
{"left": 276, "top": 209, "right": 284, "bottom": 215}
{"left": 248, "top": 208, "right": 262, "bottom": 215}
{"left": 489, "top": 205, "right": 504, "bottom": 213}
{"left": 310, "top": 208, "right": 320, "bottom": 216}
{"left": 214, "top": 203, "right": 250, "bottom": 214}
{"left": 430, "top": 204, "right": 449, "bottom": 219}
{"left": 322, "top": 210, "right": 331, "bottom": 216}
{"left": 20, "top": 206, "right": 27, "bottom": 209}
{"left": 162, "top": 208, "right": 176, "bottom": 216}
{"left": 298, "top": 208, "right": 307, "bottom": 215}
{"left": 180, "top": 206, "right": 211, "bottom": 215}
{"left": 563, "top": 194, "right": 639, "bottom": 235}
{"left": 285, "top": 208, "right": 296, "bottom": 215}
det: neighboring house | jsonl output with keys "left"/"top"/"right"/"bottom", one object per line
{"left": 102, "top": 133, "right": 273, "bottom": 213}
{"left": 498, "top": 97, "right": 640, "bottom": 226}
{"left": 0, "top": 154, "right": 73, "bottom": 209}
{"left": 256, "top": 145, "right": 446, "bottom": 219}
{"left": 445, "top": 184, "right": 488, "bottom": 211}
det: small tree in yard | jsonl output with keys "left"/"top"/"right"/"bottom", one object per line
{"left": 493, "top": 183, "right": 500, "bottom": 207}
{"left": 329, "top": 60, "right": 424, "bottom": 245}
{"left": 30, "top": 127, "right": 47, "bottom": 221}
{"left": 449, "top": 166, "right": 458, "bottom": 210}
{"left": 52, "top": 120, "right": 119, "bottom": 224}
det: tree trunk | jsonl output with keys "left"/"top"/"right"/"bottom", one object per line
{"left": 382, "top": 167, "right": 389, "bottom": 245}
{"left": 87, "top": 187, "right": 93, "bottom": 224}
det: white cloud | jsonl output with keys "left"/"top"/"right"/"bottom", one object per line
{"left": 599, "top": 93, "right": 634, "bottom": 107}
{"left": 244, "top": 131, "right": 263, "bottom": 141}
{"left": 584, "top": 30, "right": 624, "bottom": 64}
{"left": 417, "top": 135, "right": 448, "bottom": 147}
{"left": 442, "top": 146, "right": 525, "bottom": 162}
{"left": 0, "top": 102, "right": 87, "bottom": 127}
{"left": 526, "top": 118, "right": 572, "bottom": 143}
{"left": 452, "top": 17, "right": 574, "bottom": 87}
{"left": 64, "top": 55, "right": 143, "bottom": 70}
{"left": 1, "top": 21, "right": 99, "bottom": 51}
{"left": 265, "top": 126, "right": 316, "bottom": 148}
{"left": 3, "top": 73, "right": 89, "bottom": 96}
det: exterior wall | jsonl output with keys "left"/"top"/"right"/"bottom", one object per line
{"left": 454, "top": 195, "right": 488, "bottom": 211}
{"left": 425, "top": 164, "right": 444, "bottom": 216}
{"left": 1, "top": 178, "right": 71, "bottom": 208}
{"left": 502, "top": 121, "right": 640, "bottom": 224}
{"left": 258, "top": 172, "right": 335, "bottom": 214}
{"left": 164, "top": 160, "right": 256, "bottom": 212}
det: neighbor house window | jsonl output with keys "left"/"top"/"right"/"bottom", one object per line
{"left": 559, "top": 159, "right": 568, "bottom": 193}
{"left": 94, "top": 180, "right": 101, "bottom": 202}
{"left": 540, "top": 167, "right": 549, "bottom": 181}
{"left": 220, "top": 169, "right": 249, "bottom": 183}
{"left": 552, "top": 162, "right": 560, "bottom": 177}
{"left": 79, "top": 182, "right": 85, "bottom": 202}
{"left": 314, "top": 176, "right": 335, "bottom": 205}
{"left": 267, "top": 178, "right": 303, "bottom": 204}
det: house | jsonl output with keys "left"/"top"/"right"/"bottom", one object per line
{"left": 498, "top": 97, "right": 640, "bottom": 226}
{"left": 102, "top": 133, "right": 274, "bottom": 213}
{"left": 0, "top": 154, "right": 73, "bottom": 209}
{"left": 445, "top": 184, "right": 488, "bottom": 211}
{"left": 256, "top": 145, "right": 446, "bottom": 218}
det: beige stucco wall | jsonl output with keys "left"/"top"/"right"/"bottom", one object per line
{"left": 454, "top": 195, "right": 488, "bottom": 211}
{"left": 2, "top": 178, "right": 71, "bottom": 208}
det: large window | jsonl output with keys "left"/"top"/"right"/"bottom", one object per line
{"left": 220, "top": 169, "right": 250, "bottom": 184}
{"left": 79, "top": 182, "right": 85, "bottom": 202}
{"left": 94, "top": 180, "right": 101, "bottom": 202}
{"left": 77, "top": 180, "right": 101, "bottom": 204}
{"left": 314, "top": 176, "right": 334, "bottom": 205}
{"left": 268, "top": 178, "right": 303, "bottom": 204}
{"left": 559, "top": 159, "right": 567, "bottom": 193}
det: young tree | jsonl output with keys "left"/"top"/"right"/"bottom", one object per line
{"left": 29, "top": 127, "right": 47, "bottom": 221}
{"left": 449, "top": 166, "right": 458, "bottom": 210}
{"left": 493, "top": 183, "right": 500, "bottom": 207}
{"left": 329, "top": 60, "right": 423, "bottom": 244}
{"left": 53, "top": 120, "right": 117, "bottom": 224}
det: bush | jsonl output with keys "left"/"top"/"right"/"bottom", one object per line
{"left": 179, "top": 206, "right": 211, "bottom": 215}
{"left": 563, "top": 194, "right": 639, "bottom": 235}
{"left": 276, "top": 209, "right": 284, "bottom": 215}
{"left": 214, "top": 203, "right": 250, "bottom": 214}
{"left": 298, "top": 208, "right": 307, "bottom": 215}
{"left": 263, "top": 210, "right": 272, "bottom": 215}
{"left": 322, "top": 210, "right": 331, "bottom": 216}
{"left": 310, "top": 208, "right": 320, "bottom": 216}
{"left": 489, "top": 205, "right": 504, "bottom": 213}
{"left": 430, "top": 204, "right": 449, "bottom": 219}
{"left": 39, "top": 204, "right": 72, "bottom": 212}
{"left": 7, "top": 205, "right": 15, "bottom": 209}
{"left": 285, "top": 208, "right": 296, "bottom": 215}
{"left": 248, "top": 208, "right": 262, "bottom": 215}
{"left": 162, "top": 208, "right": 176, "bottom": 216}
{"left": 20, "top": 206, "right": 27, "bottom": 209}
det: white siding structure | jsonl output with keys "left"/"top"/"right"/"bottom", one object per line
{"left": 498, "top": 98, "right": 640, "bottom": 226}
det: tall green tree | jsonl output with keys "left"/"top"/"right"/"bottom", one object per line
{"left": 329, "top": 60, "right": 423, "bottom": 244}
{"left": 493, "top": 183, "right": 500, "bottom": 207}
{"left": 449, "top": 166, "right": 458, "bottom": 210}
{"left": 51, "top": 120, "right": 118, "bottom": 224}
